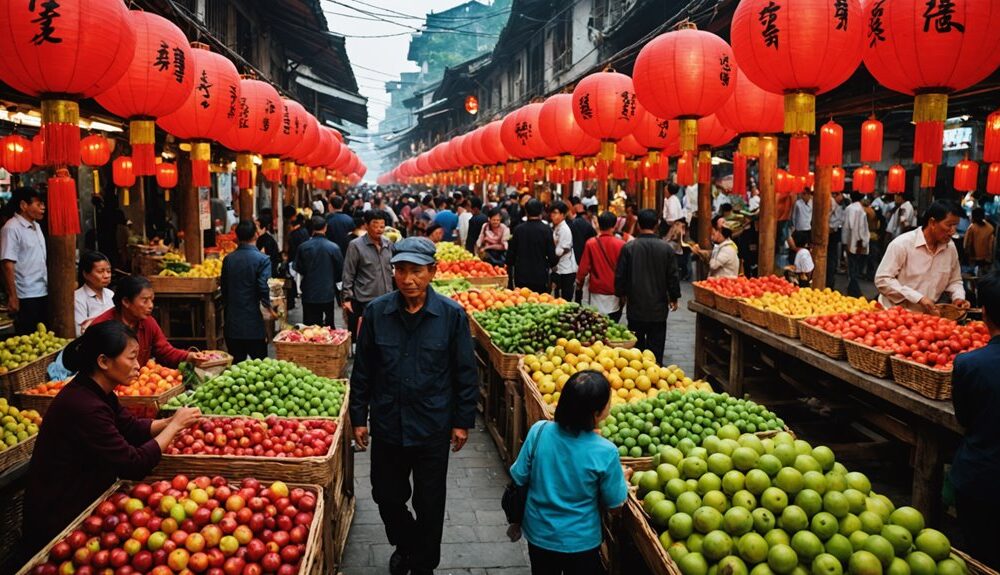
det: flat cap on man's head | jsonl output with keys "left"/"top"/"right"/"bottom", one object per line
{"left": 391, "top": 237, "right": 437, "bottom": 266}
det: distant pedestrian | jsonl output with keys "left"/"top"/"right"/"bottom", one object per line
{"left": 828, "top": 191, "right": 846, "bottom": 285}
{"left": 1, "top": 187, "right": 48, "bottom": 334}
{"left": 255, "top": 213, "right": 281, "bottom": 279}
{"left": 964, "top": 207, "right": 994, "bottom": 276}
{"left": 221, "top": 220, "right": 273, "bottom": 361}
{"left": 549, "top": 201, "right": 578, "bottom": 300}
{"left": 568, "top": 198, "right": 596, "bottom": 266}
{"left": 476, "top": 208, "right": 510, "bottom": 267}
{"left": 842, "top": 192, "right": 870, "bottom": 297}
{"left": 342, "top": 210, "right": 394, "bottom": 337}
{"left": 286, "top": 214, "right": 310, "bottom": 309}
{"left": 507, "top": 199, "right": 557, "bottom": 294}
{"left": 295, "top": 216, "right": 344, "bottom": 327}
{"left": 691, "top": 216, "right": 740, "bottom": 279}
{"left": 465, "top": 197, "right": 488, "bottom": 253}
{"left": 615, "top": 209, "right": 681, "bottom": 365}
{"left": 791, "top": 189, "right": 813, "bottom": 248}
{"left": 433, "top": 197, "right": 458, "bottom": 241}
{"left": 576, "top": 212, "right": 624, "bottom": 320}
{"left": 325, "top": 195, "right": 356, "bottom": 255}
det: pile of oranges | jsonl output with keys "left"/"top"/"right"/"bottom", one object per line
{"left": 451, "top": 287, "right": 566, "bottom": 313}
{"left": 23, "top": 379, "right": 70, "bottom": 396}
{"left": 436, "top": 260, "right": 507, "bottom": 279}
{"left": 115, "top": 360, "right": 182, "bottom": 397}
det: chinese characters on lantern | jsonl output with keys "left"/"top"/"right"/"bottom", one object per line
{"left": 923, "top": 0, "right": 964, "bottom": 33}
{"left": 514, "top": 121, "right": 532, "bottom": 146}
{"left": 238, "top": 98, "right": 250, "bottom": 129}
{"left": 758, "top": 1, "right": 780, "bottom": 49}
{"left": 172, "top": 47, "right": 186, "bottom": 82}
{"left": 577, "top": 94, "right": 593, "bottom": 120}
{"left": 835, "top": 0, "right": 849, "bottom": 30}
{"left": 619, "top": 91, "right": 635, "bottom": 121}
{"left": 868, "top": 0, "right": 887, "bottom": 47}
{"left": 262, "top": 100, "right": 276, "bottom": 132}
{"left": 154, "top": 41, "right": 187, "bottom": 83}
{"left": 719, "top": 55, "right": 732, "bottom": 87}
{"left": 29, "top": 0, "right": 62, "bottom": 45}
{"left": 227, "top": 84, "right": 238, "bottom": 117}
{"left": 197, "top": 70, "right": 213, "bottom": 108}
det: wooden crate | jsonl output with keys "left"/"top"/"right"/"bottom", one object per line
{"left": 0, "top": 483, "right": 25, "bottom": 571}
{"left": 623, "top": 493, "right": 682, "bottom": 575}
{"left": 0, "top": 349, "right": 61, "bottom": 400}
{"left": 692, "top": 282, "right": 716, "bottom": 308}
{"left": 16, "top": 480, "right": 325, "bottom": 575}
{"left": 148, "top": 274, "right": 220, "bottom": 293}
{"left": 275, "top": 335, "right": 351, "bottom": 379}
{"left": 767, "top": 310, "right": 808, "bottom": 339}
{"left": 470, "top": 316, "right": 523, "bottom": 380}
{"left": 117, "top": 382, "right": 187, "bottom": 419}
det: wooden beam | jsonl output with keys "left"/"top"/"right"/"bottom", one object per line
{"left": 181, "top": 157, "right": 203, "bottom": 264}
{"left": 697, "top": 159, "right": 712, "bottom": 279}
{"left": 47, "top": 235, "right": 76, "bottom": 338}
{"left": 758, "top": 137, "right": 778, "bottom": 277}
{"left": 811, "top": 165, "right": 833, "bottom": 288}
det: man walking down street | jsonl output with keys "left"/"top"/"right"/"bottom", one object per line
{"left": 295, "top": 216, "right": 344, "bottom": 327}
{"left": 577, "top": 211, "right": 625, "bottom": 321}
{"left": 615, "top": 209, "right": 681, "bottom": 365}
{"left": 350, "top": 237, "right": 479, "bottom": 575}
{"left": 549, "top": 201, "right": 578, "bottom": 300}
{"left": 464, "top": 196, "right": 488, "bottom": 254}
{"left": 342, "top": 210, "right": 394, "bottom": 337}
{"left": 842, "top": 192, "right": 870, "bottom": 298}
{"left": 221, "top": 220, "right": 273, "bottom": 361}
{"left": 1, "top": 187, "right": 48, "bottom": 334}
{"left": 507, "top": 199, "right": 557, "bottom": 294}
{"left": 325, "top": 195, "right": 356, "bottom": 256}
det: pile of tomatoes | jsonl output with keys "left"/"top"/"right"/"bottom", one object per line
{"left": 451, "top": 287, "right": 566, "bottom": 313}
{"left": 23, "top": 379, "right": 70, "bottom": 396}
{"left": 806, "top": 307, "right": 990, "bottom": 369}
{"left": 436, "top": 260, "right": 507, "bottom": 279}
{"left": 698, "top": 275, "right": 798, "bottom": 299}
{"left": 116, "top": 360, "right": 183, "bottom": 397}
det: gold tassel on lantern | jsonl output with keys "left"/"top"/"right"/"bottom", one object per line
{"left": 130, "top": 119, "right": 157, "bottom": 176}
{"left": 191, "top": 142, "right": 212, "bottom": 188}
{"left": 678, "top": 119, "right": 698, "bottom": 153}
{"left": 40, "top": 99, "right": 81, "bottom": 166}
{"left": 236, "top": 153, "right": 255, "bottom": 190}
{"left": 784, "top": 92, "right": 816, "bottom": 135}
{"left": 93, "top": 170, "right": 101, "bottom": 196}
{"left": 122, "top": 188, "right": 130, "bottom": 206}
{"left": 738, "top": 136, "right": 760, "bottom": 158}
{"left": 599, "top": 141, "right": 617, "bottom": 162}
{"left": 913, "top": 93, "right": 948, "bottom": 165}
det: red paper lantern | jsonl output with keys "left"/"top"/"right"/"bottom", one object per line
{"left": 415, "top": 152, "right": 433, "bottom": 176}
{"left": 817, "top": 121, "right": 843, "bottom": 167}
{"left": 697, "top": 151, "right": 713, "bottom": 185}
{"left": 788, "top": 135, "right": 810, "bottom": 176}
{"left": 853, "top": 165, "right": 875, "bottom": 194}
{"left": 864, "top": 0, "right": 1000, "bottom": 165}
{"left": 461, "top": 130, "right": 485, "bottom": 166}
{"left": 697, "top": 115, "right": 737, "bottom": 149}
{"left": 80, "top": 134, "right": 112, "bottom": 167}
{"left": 0, "top": 0, "right": 136, "bottom": 166}
{"left": 731, "top": 0, "right": 864, "bottom": 135}
{"left": 47, "top": 169, "right": 79, "bottom": 236}
{"left": 219, "top": 78, "right": 282, "bottom": 189}
{"left": 676, "top": 152, "right": 695, "bottom": 186}
{"left": 113, "top": 156, "right": 136, "bottom": 188}
{"left": 31, "top": 134, "right": 45, "bottom": 166}
{"left": 478, "top": 120, "right": 510, "bottom": 166}
{"left": 500, "top": 104, "right": 558, "bottom": 162}
{"left": 860, "top": 118, "right": 883, "bottom": 164}
{"left": 572, "top": 72, "right": 641, "bottom": 160}
{"left": 987, "top": 163, "right": 1000, "bottom": 195}
{"left": 954, "top": 160, "right": 979, "bottom": 192}
{"left": 831, "top": 166, "right": 846, "bottom": 192}
{"left": 539, "top": 94, "right": 601, "bottom": 158}
{"left": 289, "top": 113, "right": 322, "bottom": 165}
{"left": 985, "top": 109, "right": 1000, "bottom": 163}
{"left": 887, "top": 164, "right": 906, "bottom": 193}
{"left": 264, "top": 100, "right": 311, "bottom": 159}
{"left": 618, "top": 134, "right": 648, "bottom": 158}
{"left": 156, "top": 162, "right": 178, "bottom": 189}
{"left": 158, "top": 45, "right": 241, "bottom": 188}
{"left": 715, "top": 69, "right": 784, "bottom": 157}
{"left": 776, "top": 169, "right": 792, "bottom": 195}
{"left": 95, "top": 12, "right": 194, "bottom": 176}
{"left": 1, "top": 135, "right": 32, "bottom": 174}
{"left": 633, "top": 28, "right": 736, "bottom": 153}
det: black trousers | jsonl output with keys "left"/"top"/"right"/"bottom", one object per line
{"left": 347, "top": 300, "right": 369, "bottom": 339}
{"left": 225, "top": 338, "right": 268, "bottom": 363}
{"left": 14, "top": 296, "right": 48, "bottom": 335}
{"left": 628, "top": 319, "right": 667, "bottom": 365}
{"left": 302, "top": 301, "right": 337, "bottom": 328}
{"left": 552, "top": 272, "right": 576, "bottom": 300}
{"left": 956, "top": 489, "right": 1000, "bottom": 571}
{"left": 370, "top": 437, "right": 451, "bottom": 572}
{"left": 528, "top": 543, "right": 604, "bottom": 575}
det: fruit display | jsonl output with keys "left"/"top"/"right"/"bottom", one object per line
{"left": 165, "top": 359, "right": 347, "bottom": 418}
{"left": 474, "top": 303, "right": 634, "bottom": 354}
{"left": 436, "top": 260, "right": 507, "bottom": 279}
{"left": 273, "top": 326, "right": 350, "bottom": 345}
{"left": 0, "top": 397, "right": 41, "bottom": 450}
{"left": 165, "top": 416, "right": 337, "bottom": 458}
{"left": 116, "top": 360, "right": 182, "bottom": 397}
{"left": 599, "top": 391, "right": 785, "bottom": 457}
{"left": 22, "top": 378, "right": 70, "bottom": 397}
{"left": 451, "top": 287, "right": 565, "bottom": 313}
{"left": 0, "top": 324, "right": 69, "bottom": 373}
{"left": 159, "top": 252, "right": 223, "bottom": 278}
{"left": 24, "top": 475, "right": 319, "bottom": 575}
{"left": 524, "top": 341, "right": 711, "bottom": 407}
{"left": 431, "top": 277, "right": 473, "bottom": 296}
{"left": 698, "top": 276, "right": 799, "bottom": 299}
{"left": 435, "top": 242, "right": 478, "bottom": 262}
{"left": 630, "top": 431, "right": 969, "bottom": 575}
{"left": 744, "top": 289, "right": 879, "bottom": 317}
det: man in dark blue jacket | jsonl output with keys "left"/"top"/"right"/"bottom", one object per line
{"left": 325, "top": 194, "right": 356, "bottom": 255}
{"left": 350, "top": 236, "right": 478, "bottom": 575}
{"left": 294, "top": 216, "right": 343, "bottom": 327}
{"left": 950, "top": 271, "right": 1000, "bottom": 570}
{"left": 220, "top": 220, "right": 273, "bottom": 361}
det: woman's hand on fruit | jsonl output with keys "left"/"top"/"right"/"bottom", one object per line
{"left": 171, "top": 407, "right": 201, "bottom": 429}
{"left": 918, "top": 297, "right": 939, "bottom": 315}
{"left": 952, "top": 298, "right": 970, "bottom": 310}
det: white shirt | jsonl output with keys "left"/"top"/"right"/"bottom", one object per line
{"left": 683, "top": 185, "right": 699, "bottom": 223}
{"left": 662, "top": 195, "right": 683, "bottom": 223}
{"left": 581, "top": 196, "right": 598, "bottom": 208}
{"left": 875, "top": 228, "right": 965, "bottom": 311}
{"left": 748, "top": 195, "right": 761, "bottom": 212}
{"left": 842, "top": 202, "right": 870, "bottom": 255}
{"left": 792, "top": 198, "right": 813, "bottom": 231}
{"left": 708, "top": 239, "right": 740, "bottom": 278}
{"left": 794, "top": 248, "right": 815, "bottom": 274}
{"left": 0, "top": 213, "right": 48, "bottom": 298}
{"left": 552, "top": 220, "right": 578, "bottom": 274}
{"left": 829, "top": 197, "right": 846, "bottom": 230}
{"left": 457, "top": 211, "right": 473, "bottom": 245}
{"left": 886, "top": 201, "right": 916, "bottom": 238}
{"left": 74, "top": 285, "right": 115, "bottom": 336}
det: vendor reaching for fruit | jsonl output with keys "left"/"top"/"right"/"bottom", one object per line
{"left": 22, "top": 321, "right": 201, "bottom": 557}
{"left": 89, "top": 275, "right": 213, "bottom": 367}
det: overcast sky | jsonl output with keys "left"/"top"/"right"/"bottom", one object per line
{"left": 321, "top": 0, "right": 488, "bottom": 132}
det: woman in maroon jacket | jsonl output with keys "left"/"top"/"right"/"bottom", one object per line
{"left": 22, "top": 321, "right": 201, "bottom": 555}
{"left": 89, "top": 275, "right": 210, "bottom": 367}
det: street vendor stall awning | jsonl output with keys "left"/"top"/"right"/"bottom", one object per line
{"left": 294, "top": 65, "right": 369, "bottom": 128}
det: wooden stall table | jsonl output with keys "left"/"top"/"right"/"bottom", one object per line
{"left": 689, "top": 300, "right": 961, "bottom": 525}
{"left": 148, "top": 277, "right": 224, "bottom": 352}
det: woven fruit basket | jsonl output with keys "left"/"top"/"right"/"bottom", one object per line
{"left": 624, "top": 493, "right": 683, "bottom": 575}
{"left": 148, "top": 275, "right": 220, "bottom": 293}
{"left": 692, "top": 282, "right": 716, "bottom": 308}
{"left": 714, "top": 294, "right": 743, "bottom": 316}
{"left": 767, "top": 311, "right": 808, "bottom": 339}
{"left": 0, "top": 435, "right": 35, "bottom": 476}
{"left": 798, "top": 321, "right": 846, "bottom": 359}
{"left": 471, "top": 316, "right": 523, "bottom": 380}
{"left": 467, "top": 275, "right": 508, "bottom": 289}
{"left": 517, "top": 358, "right": 554, "bottom": 429}
{"left": 275, "top": 334, "right": 351, "bottom": 379}
{"left": 0, "top": 349, "right": 61, "bottom": 400}
{"left": 607, "top": 338, "right": 637, "bottom": 349}
{"left": 889, "top": 356, "right": 952, "bottom": 400}
{"left": 843, "top": 338, "right": 893, "bottom": 378}
{"left": 737, "top": 300, "right": 771, "bottom": 328}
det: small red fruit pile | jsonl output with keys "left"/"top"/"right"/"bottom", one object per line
{"left": 698, "top": 275, "right": 798, "bottom": 299}
{"left": 436, "top": 260, "right": 507, "bottom": 279}
{"left": 29, "top": 475, "right": 316, "bottom": 575}
{"left": 807, "top": 307, "right": 990, "bottom": 369}
{"left": 166, "top": 416, "right": 336, "bottom": 458}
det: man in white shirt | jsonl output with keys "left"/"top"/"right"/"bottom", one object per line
{"left": 548, "top": 201, "right": 578, "bottom": 300}
{"left": 791, "top": 189, "right": 813, "bottom": 247}
{"left": 842, "top": 192, "right": 870, "bottom": 297}
{"left": 682, "top": 184, "right": 699, "bottom": 224}
{"left": 885, "top": 194, "right": 917, "bottom": 239}
{"left": 827, "top": 191, "right": 847, "bottom": 287}
{"left": 661, "top": 183, "right": 684, "bottom": 226}
{"left": 1, "top": 187, "right": 48, "bottom": 334}
{"left": 456, "top": 199, "right": 473, "bottom": 246}
{"left": 875, "top": 201, "right": 969, "bottom": 314}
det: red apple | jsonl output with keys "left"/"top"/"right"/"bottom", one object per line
{"left": 160, "top": 518, "right": 178, "bottom": 535}
{"left": 131, "top": 527, "right": 150, "bottom": 545}
{"left": 275, "top": 515, "right": 293, "bottom": 532}
{"left": 113, "top": 523, "right": 132, "bottom": 540}
{"left": 131, "top": 550, "right": 152, "bottom": 573}
{"left": 297, "top": 495, "right": 316, "bottom": 513}
{"left": 245, "top": 539, "right": 266, "bottom": 562}
{"left": 83, "top": 516, "right": 103, "bottom": 536}
{"left": 261, "top": 553, "right": 281, "bottom": 573}
{"left": 96, "top": 501, "right": 116, "bottom": 518}
{"left": 186, "top": 532, "right": 206, "bottom": 553}
{"left": 243, "top": 563, "right": 262, "bottom": 575}
{"left": 278, "top": 545, "right": 299, "bottom": 564}
{"left": 219, "top": 517, "right": 238, "bottom": 535}
{"left": 288, "top": 526, "right": 306, "bottom": 545}
{"left": 271, "top": 531, "right": 290, "bottom": 549}
{"left": 67, "top": 530, "right": 87, "bottom": 550}
{"left": 248, "top": 513, "right": 265, "bottom": 534}
{"left": 91, "top": 550, "right": 109, "bottom": 569}
{"left": 193, "top": 507, "right": 212, "bottom": 527}
{"left": 147, "top": 516, "right": 162, "bottom": 533}
{"left": 122, "top": 538, "right": 141, "bottom": 557}
{"left": 109, "top": 493, "right": 129, "bottom": 511}
{"left": 150, "top": 567, "right": 172, "bottom": 575}
{"left": 201, "top": 524, "right": 223, "bottom": 548}
{"left": 214, "top": 486, "right": 232, "bottom": 501}
{"left": 171, "top": 475, "right": 190, "bottom": 491}
{"left": 108, "top": 549, "right": 129, "bottom": 568}
{"left": 167, "top": 548, "right": 190, "bottom": 571}
{"left": 169, "top": 530, "right": 188, "bottom": 546}
{"left": 222, "top": 557, "right": 245, "bottom": 575}
{"left": 181, "top": 519, "right": 197, "bottom": 534}
{"left": 232, "top": 525, "right": 253, "bottom": 545}
{"left": 99, "top": 533, "right": 119, "bottom": 550}
{"left": 206, "top": 548, "right": 226, "bottom": 568}
{"left": 277, "top": 566, "right": 297, "bottom": 575}
{"left": 130, "top": 484, "right": 153, "bottom": 502}
{"left": 129, "top": 510, "right": 150, "bottom": 528}
{"left": 72, "top": 547, "right": 92, "bottom": 567}
{"left": 219, "top": 535, "right": 239, "bottom": 556}
{"left": 235, "top": 508, "right": 252, "bottom": 525}
{"left": 162, "top": 539, "right": 177, "bottom": 554}
{"left": 113, "top": 565, "right": 134, "bottom": 575}
{"left": 147, "top": 492, "right": 164, "bottom": 511}
{"left": 188, "top": 551, "right": 209, "bottom": 573}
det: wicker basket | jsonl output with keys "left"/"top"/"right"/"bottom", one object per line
{"left": 16, "top": 479, "right": 324, "bottom": 575}
{"left": 767, "top": 311, "right": 808, "bottom": 339}
{"left": 0, "top": 484, "right": 25, "bottom": 570}
{"left": 607, "top": 338, "right": 637, "bottom": 349}
{"left": 954, "top": 548, "right": 1000, "bottom": 575}
{"left": 798, "top": 321, "right": 845, "bottom": 359}
{"left": 624, "top": 493, "right": 682, "bottom": 575}
{"left": 197, "top": 350, "right": 233, "bottom": 369}
{"left": 471, "top": 316, "right": 523, "bottom": 380}
{"left": 844, "top": 338, "right": 893, "bottom": 378}
{"left": 148, "top": 275, "right": 220, "bottom": 293}
{"left": 0, "top": 349, "right": 61, "bottom": 399}
{"left": 117, "top": 382, "right": 187, "bottom": 419}
{"left": 275, "top": 334, "right": 351, "bottom": 379}
{"left": 889, "top": 356, "right": 952, "bottom": 400}
{"left": 715, "top": 294, "right": 743, "bottom": 315}
{"left": 467, "top": 275, "right": 508, "bottom": 289}
{"left": 692, "top": 282, "right": 716, "bottom": 308}
{"left": 0, "top": 434, "right": 35, "bottom": 475}
{"left": 936, "top": 303, "right": 967, "bottom": 322}
{"left": 737, "top": 300, "right": 771, "bottom": 328}
{"left": 517, "top": 358, "right": 554, "bottom": 429}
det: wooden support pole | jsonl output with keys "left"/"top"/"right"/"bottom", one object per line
{"left": 181, "top": 158, "right": 203, "bottom": 264}
{"left": 47, "top": 235, "right": 76, "bottom": 338}
{"left": 136, "top": 176, "right": 147, "bottom": 240}
{"left": 697, "top": 161, "right": 713, "bottom": 280}
{"left": 758, "top": 136, "right": 778, "bottom": 277}
{"left": 270, "top": 179, "right": 281, "bottom": 244}
{"left": 239, "top": 187, "right": 254, "bottom": 221}
{"left": 811, "top": 165, "right": 833, "bottom": 289}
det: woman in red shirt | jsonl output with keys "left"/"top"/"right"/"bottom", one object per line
{"left": 90, "top": 276, "right": 210, "bottom": 367}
